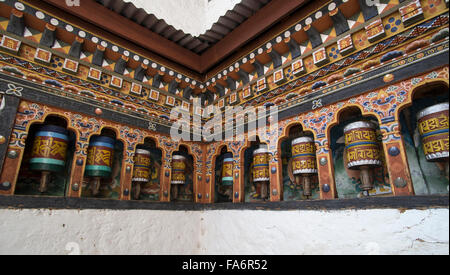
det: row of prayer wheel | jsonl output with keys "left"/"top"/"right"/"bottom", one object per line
{"left": 29, "top": 128, "right": 115, "bottom": 194}
{"left": 27, "top": 102, "right": 448, "bottom": 196}
{"left": 242, "top": 102, "right": 449, "bottom": 197}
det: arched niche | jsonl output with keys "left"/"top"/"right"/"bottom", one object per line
{"left": 243, "top": 136, "right": 270, "bottom": 202}
{"left": 329, "top": 107, "right": 391, "bottom": 198}
{"left": 213, "top": 145, "right": 233, "bottom": 203}
{"left": 131, "top": 137, "right": 163, "bottom": 201}
{"left": 15, "top": 115, "right": 76, "bottom": 197}
{"left": 398, "top": 81, "right": 449, "bottom": 195}
{"left": 81, "top": 127, "right": 124, "bottom": 199}
{"left": 279, "top": 124, "right": 319, "bottom": 201}
{"left": 170, "top": 145, "right": 194, "bottom": 203}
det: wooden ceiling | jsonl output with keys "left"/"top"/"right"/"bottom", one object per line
{"left": 37, "top": 0, "right": 312, "bottom": 75}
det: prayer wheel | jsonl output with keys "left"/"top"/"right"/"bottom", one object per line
{"left": 344, "top": 121, "right": 382, "bottom": 194}
{"left": 417, "top": 102, "right": 449, "bottom": 177}
{"left": 30, "top": 125, "right": 69, "bottom": 193}
{"left": 171, "top": 154, "right": 186, "bottom": 200}
{"left": 221, "top": 153, "right": 234, "bottom": 186}
{"left": 133, "top": 149, "right": 152, "bottom": 182}
{"left": 253, "top": 145, "right": 270, "bottom": 199}
{"left": 85, "top": 136, "right": 115, "bottom": 196}
{"left": 132, "top": 149, "right": 152, "bottom": 200}
{"left": 291, "top": 137, "right": 317, "bottom": 198}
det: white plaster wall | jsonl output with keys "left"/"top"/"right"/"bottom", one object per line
{"left": 126, "top": 0, "right": 242, "bottom": 36}
{"left": 0, "top": 208, "right": 448, "bottom": 255}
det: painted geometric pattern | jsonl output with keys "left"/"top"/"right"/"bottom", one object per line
{"left": 0, "top": 53, "right": 174, "bottom": 124}
{"left": 240, "top": 14, "right": 448, "bottom": 109}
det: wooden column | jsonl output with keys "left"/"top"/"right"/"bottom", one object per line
{"left": 0, "top": 147, "right": 24, "bottom": 195}
{"left": 316, "top": 139, "right": 337, "bottom": 199}
{"left": 119, "top": 152, "right": 133, "bottom": 200}
{"left": 202, "top": 144, "right": 213, "bottom": 204}
{"left": 159, "top": 151, "right": 172, "bottom": 202}
{"left": 380, "top": 121, "right": 414, "bottom": 196}
{"left": 269, "top": 150, "right": 283, "bottom": 202}
{"left": 233, "top": 155, "right": 245, "bottom": 203}
{"left": 67, "top": 142, "right": 88, "bottom": 198}
{"left": 0, "top": 95, "right": 21, "bottom": 195}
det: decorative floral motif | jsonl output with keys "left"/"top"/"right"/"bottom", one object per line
{"left": 423, "top": 0, "right": 442, "bottom": 14}
{"left": 0, "top": 83, "right": 23, "bottom": 97}
{"left": 385, "top": 17, "right": 402, "bottom": 33}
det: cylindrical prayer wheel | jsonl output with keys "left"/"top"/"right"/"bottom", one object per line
{"left": 252, "top": 146, "right": 270, "bottom": 183}
{"left": 85, "top": 136, "right": 115, "bottom": 178}
{"left": 291, "top": 137, "right": 317, "bottom": 198}
{"left": 344, "top": 121, "right": 382, "bottom": 192}
{"left": 291, "top": 137, "right": 317, "bottom": 175}
{"left": 417, "top": 103, "right": 449, "bottom": 162}
{"left": 30, "top": 125, "right": 69, "bottom": 173}
{"left": 86, "top": 136, "right": 115, "bottom": 195}
{"left": 221, "top": 152, "right": 234, "bottom": 186}
{"left": 30, "top": 125, "right": 69, "bottom": 193}
{"left": 171, "top": 155, "right": 187, "bottom": 185}
{"left": 133, "top": 149, "right": 152, "bottom": 183}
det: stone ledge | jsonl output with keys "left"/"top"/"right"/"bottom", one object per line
{"left": 0, "top": 195, "right": 448, "bottom": 211}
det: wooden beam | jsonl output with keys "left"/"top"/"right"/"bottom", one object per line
{"left": 200, "top": 0, "right": 309, "bottom": 72}
{"left": 37, "top": 0, "right": 202, "bottom": 72}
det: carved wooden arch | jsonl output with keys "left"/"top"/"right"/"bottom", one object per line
{"left": 210, "top": 143, "right": 230, "bottom": 177}
{"left": 239, "top": 133, "right": 269, "bottom": 164}
{"left": 209, "top": 143, "right": 232, "bottom": 202}
{"left": 325, "top": 103, "right": 382, "bottom": 141}
{"left": 18, "top": 112, "right": 80, "bottom": 146}
{"left": 10, "top": 112, "right": 81, "bottom": 195}
{"left": 132, "top": 135, "right": 165, "bottom": 160}
{"left": 169, "top": 142, "right": 199, "bottom": 201}
{"left": 395, "top": 78, "right": 449, "bottom": 123}
{"left": 86, "top": 125, "right": 127, "bottom": 152}
{"left": 277, "top": 121, "right": 317, "bottom": 155}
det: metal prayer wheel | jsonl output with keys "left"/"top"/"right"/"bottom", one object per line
{"left": 417, "top": 102, "right": 449, "bottom": 177}
{"left": 291, "top": 137, "right": 317, "bottom": 198}
{"left": 133, "top": 149, "right": 152, "bottom": 182}
{"left": 132, "top": 149, "right": 152, "bottom": 200}
{"left": 253, "top": 146, "right": 270, "bottom": 182}
{"left": 221, "top": 152, "right": 234, "bottom": 186}
{"left": 171, "top": 154, "right": 186, "bottom": 200}
{"left": 344, "top": 121, "right": 382, "bottom": 193}
{"left": 85, "top": 136, "right": 115, "bottom": 195}
{"left": 30, "top": 125, "right": 69, "bottom": 193}
{"left": 253, "top": 145, "right": 270, "bottom": 199}
{"left": 417, "top": 103, "right": 449, "bottom": 161}
{"left": 171, "top": 155, "right": 187, "bottom": 184}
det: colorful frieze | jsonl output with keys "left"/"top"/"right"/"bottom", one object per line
{"left": 181, "top": 101, "right": 190, "bottom": 112}
{"left": 165, "top": 95, "right": 175, "bottom": 107}
{"left": 130, "top": 82, "right": 142, "bottom": 96}
{"left": 0, "top": 35, "right": 21, "bottom": 54}
{"left": 313, "top": 48, "right": 328, "bottom": 67}
{"left": 34, "top": 48, "right": 52, "bottom": 64}
{"left": 242, "top": 86, "right": 252, "bottom": 99}
{"left": 338, "top": 35, "right": 355, "bottom": 56}
{"left": 149, "top": 89, "right": 160, "bottom": 102}
{"left": 365, "top": 19, "right": 386, "bottom": 43}
{"left": 292, "top": 59, "right": 305, "bottom": 76}
{"left": 273, "top": 68, "right": 286, "bottom": 85}
{"left": 110, "top": 75, "right": 123, "bottom": 89}
{"left": 400, "top": 0, "right": 424, "bottom": 27}
{"left": 229, "top": 92, "right": 238, "bottom": 105}
{"left": 88, "top": 67, "right": 102, "bottom": 82}
{"left": 218, "top": 98, "right": 225, "bottom": 109}
{"left": 256, "top": 78, "right": 267, "bottom": 93}
{"left": 62, "top": 58, "right": 79, "bottom": 74}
